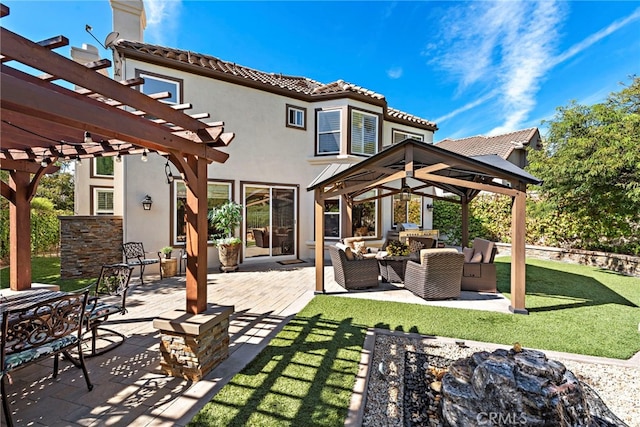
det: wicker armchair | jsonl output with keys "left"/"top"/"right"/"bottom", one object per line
{"left": 328, "top": 245, "right": 379, "bottom": 290}
{"left": 404, "top": 248, "right": 464, "bottom": 300}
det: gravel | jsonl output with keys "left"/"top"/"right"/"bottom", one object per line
{"left": 362, "top": 332, "right": 640, "bottom": 427}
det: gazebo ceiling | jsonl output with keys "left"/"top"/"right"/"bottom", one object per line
{"left": 307, "top": 139, "right": 541, "bottom": 202}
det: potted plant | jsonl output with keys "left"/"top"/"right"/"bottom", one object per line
{"left": 208, "top": 200, "right": 243, "bottom": 272}
{"left": 160, "top": 246, "right": 173, "bottom": 259}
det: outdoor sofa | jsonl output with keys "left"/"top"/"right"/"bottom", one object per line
{"left": 461, "top": 238, "right": 498, "bottom": 292}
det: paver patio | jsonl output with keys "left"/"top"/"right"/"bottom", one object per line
{"left": 2, "top": 260, "right": 512, "bottom": 426}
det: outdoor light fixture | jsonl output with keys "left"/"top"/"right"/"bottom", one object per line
{"left": 164, "top": 160, "right": 174, "bottom": 184}
{"left": 141, "top": 149, "right": 148, "bottom": 162}
{"left": 115, "top": 153, "right": 122, "bottom": 163}
{"left": 426, "top": 203, "right": 434, "bottom": 211}
{"left": 399, "top": 179, "right": 412, "bottom": 202}
{"left": 141, "top": 195, "right": 153, "bottom": 210}
{"left": 76, "top": 155, "right": 82, "bottom": 165}
{"left": 40, "top": 159, "right": 48, "bottom": 167}
{"left": 83, "top": 131, "right": 93, "bottom": 144}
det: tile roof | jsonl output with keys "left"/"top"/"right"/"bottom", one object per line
{"left": 114, "top": 40, "right": 436, "bottom": 129}
{"left": 435, "top": 128, "right": 540, "bottom": 159}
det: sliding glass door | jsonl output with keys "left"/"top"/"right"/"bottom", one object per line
{"left": 244, "top": 185, "right": 296, "bottom": 260}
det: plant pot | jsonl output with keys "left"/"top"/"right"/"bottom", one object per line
{"left": 164, "top": 253, "right": 172, "bottom": 259}
{"left": 218, "top": 242, "right": 241, "bottom": 272}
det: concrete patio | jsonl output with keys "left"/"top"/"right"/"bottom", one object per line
{"left": 3, "top": 260, "right": 512, "bottom": 426}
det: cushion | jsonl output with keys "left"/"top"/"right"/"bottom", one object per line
{"left": 344, "top": 246, "right": 355, "bottom": 261}
{"left": 470, "top": 251, "right": 483, "bottom": 263}
{"left": 353, "top": 241, "right": 367, "bottom": 255}
{"left": 463, "top": 247, "right": 474, "bottom": 263}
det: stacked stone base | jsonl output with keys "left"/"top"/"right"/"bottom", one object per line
{"left": 153, "top": 304, "right": 234, "bottom": 382}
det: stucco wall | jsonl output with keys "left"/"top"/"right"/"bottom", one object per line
{"left": 495, "top": 243, "right": 640, "bottom": 277}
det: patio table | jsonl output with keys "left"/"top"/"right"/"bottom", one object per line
{"left": 378, "top": 255, "right": 416, "bottom": 283}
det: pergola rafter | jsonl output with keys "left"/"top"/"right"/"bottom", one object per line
{"left": 0, "top": 5, "right": 234, "bottom": 315}
{"left": 308, "top": 139, "right": 541, "bottom": 314}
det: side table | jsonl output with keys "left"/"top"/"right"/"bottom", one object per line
{"left": 160, "top": 258, "right": 177, "bottom": 278}
{"left": 378, "top": 256, "right": 412, "bottom": 283}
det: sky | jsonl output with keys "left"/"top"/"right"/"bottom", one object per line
{"left": 3, "top": 0, "right": 639, "bottom": 141}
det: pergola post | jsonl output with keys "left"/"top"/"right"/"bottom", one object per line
{"left": 314, "top": 188, "right": 325, "bottom": 293}
{"left": 510, "top": 189, "right": 528, "bottom": 314}
{"left": 184, "top": 156, "right": 209, "bottom": 314}
{"left": 8, "top": 170, "right": 31, "bottom": 291}
{"left": 342, "top": 194, "right": 352, "bottom": 238}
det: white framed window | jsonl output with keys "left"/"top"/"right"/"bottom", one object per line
{"left": 92, "top": 157, "right": 114, "bottom": 178}
{"left": 137, "top": 70, "right": 181, "bottom": 104}
{"left": 351, "top": 110, "right": 378, "bottom": 155}
{"left": 352, "top": 190, "right": 379, "bottom": 237}
{"left": 393, "top": 194, "right": 423, "bottom": 228}
{"left": 324, "top": 199, "right": 341, "bottom": 238}
{"left": 173, "top": 180, "right": 232, "bottom": 245}
{"left": 317, "top": 109, "right": 341, "bottom": 154}
{"left": 286, "top": 104, "right": 306, "bottom": 130}
{"left": 93, "top": 188, "right": 114, "bottom": 215}
{"left": 392, "top": 129, "right": 424, "bottom": 144}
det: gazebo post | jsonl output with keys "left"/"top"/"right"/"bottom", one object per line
{"left": 314, "top": 188, "right": 325, "bottom": 293}
{"left": 461, "top": 196, "right": 469, "bottom": 249}
{"left": 342, "top": 194, "right": 352, "bottom": 238}
{"left": 8, "top": 170, "right": 31, "bottom": 291}
{"left": 510, "top": 188, "right": 528, "bottom": 314}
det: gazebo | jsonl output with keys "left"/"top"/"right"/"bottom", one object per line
{"left": 308, "top": 139, "right": 541, "bottom": 314}
{"left": 0, "top": 4, "right": 231, "bottom": 315}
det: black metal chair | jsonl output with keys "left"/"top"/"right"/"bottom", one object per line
{"left": 1, "top": 291, "right": 93, "bottom": 427}
{"left": 122, "top": 242, "right": 161, "bottom": 284}
{"left": 84, "top": 263, "right": 134, "bottom": 357}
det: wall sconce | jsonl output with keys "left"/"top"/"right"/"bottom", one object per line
{"left": 426, "top": 203, "right": 434, "bottom": 211}
{"left": 141, "top": 195, "right": 153, "bottom": 210}
{"left": 164, "top": 160, "right": 174, "bottom": 184}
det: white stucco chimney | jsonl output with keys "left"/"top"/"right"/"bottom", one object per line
{"left": 110, "top": 0, "right": 146, "bottom": 42}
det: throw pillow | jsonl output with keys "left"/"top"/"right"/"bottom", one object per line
{"left": 344, "top": 246, "right": 355, "bottom": 261}
{"left": 408, "top": 239, "right": 424, "bottom": 254}
{"left": 463, "top": 247, "right": 474, "bottom": 263}
{"left": 353, "top": 241, "right": 368, "bottom": 255}
{"left": 471, "top": 251, "right": 483, "bottom": 263}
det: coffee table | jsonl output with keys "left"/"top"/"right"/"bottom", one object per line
{"left": 378, "top": 255, "right": 414, "bottom": 283}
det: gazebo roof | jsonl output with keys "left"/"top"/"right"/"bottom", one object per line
{"left": 307, "top": 139, "right": 541, "bottom": 201}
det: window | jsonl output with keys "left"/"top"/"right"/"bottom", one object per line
{"left": 392, "top": 129, "right": 424, "bottom": 144}
{"left": 137, "top": 70, "right": 182, "bottom": 104}
{"left": 352, "top": 190, "right": 378, "bottom": 236}
{"left": 286, "top": 104, "right": 306, "bottom": 130}
{"left": 317, "top": 109, "right": 341, "bottom": 154}
{"left": 93, "top": 188, "right": 114, "bottom": 215}
{"left": 92, "top": 157, "right": 114, "bottom": 178}
{"left": 324, "top": 199, "right": 341, "bottom": 238}
{"left": 174, "top": 180, "right": 231, "bottom": 244}
{"left": 351, "top": 110, "right": 378, "bottom": 155}
{"left": 393, "top": 194, "right": 423, "bottom": 228}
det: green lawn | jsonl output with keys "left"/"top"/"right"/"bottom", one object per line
{"left": 0, "top": 256, "right": 95, "bottom": 291}
{"left": 190, "top": 257, "right": 640, "bottom": 427}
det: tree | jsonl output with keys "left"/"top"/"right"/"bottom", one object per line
{"left": 36, "top": 168, "right": 74, "bottom": 212}
{"left": 527, "top": 76, "right": 640, "bottom": 254}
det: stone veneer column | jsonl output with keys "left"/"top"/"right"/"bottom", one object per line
{"left": 59, "top": 216, "right": 123, "bottom": 279}
{"left": 153, "top": 304, "right": 234, "bottom": 381}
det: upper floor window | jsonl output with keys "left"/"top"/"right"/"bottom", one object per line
{"left": 93, "top": 187, "right": 114, "bottom": 215}
{"left": 92, "top": 157, "right": 114, "bottom": 178}
{"left": 286, "top": 104, "right": 306, "bottom": 130}
{"left": 392, "top": 129, "right": 424, "bottom": 144}
{"left": 351, "top": 110, "right": 378, "bottom": 156}
{"left": 317, "top": 109, "right": 341, "bottom": 154}
{"left": 137, "top": 70, "right": 182, "bottom": 104}
{"left": 173, "top": 180, "right": 232, "bottom": 245}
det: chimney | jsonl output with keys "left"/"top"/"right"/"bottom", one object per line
{"left": 110, "top": 0, "right": 146, "bottom": 42}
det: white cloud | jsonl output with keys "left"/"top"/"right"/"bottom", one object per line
{"left": 433, "top": 90, "right": 497, "bottom": 124}
{"left": 143, "top": 0, "right": 182, "bottom": 46}
{"left": 387, "top": 67, "right": 403, "bottom": 79}
{"left": 428, "top": 1, "right": 565, "bottom": 132}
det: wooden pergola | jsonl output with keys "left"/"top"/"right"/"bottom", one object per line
{"left": 307, "top": 139, "right": 541, "bottom": 314}
{"left": 0, "top": 4, "right": 233, "bottom": 314}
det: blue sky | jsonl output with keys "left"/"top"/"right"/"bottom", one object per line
{"left": 4, "top": 1, "right": 639, "bottom": 140}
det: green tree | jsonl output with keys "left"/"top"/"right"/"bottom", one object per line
{"left": 527, "top": 76, "right": 640, "bottom": 254}
{"left": 36, "top": 169, "right": 74, "bottom": 212}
